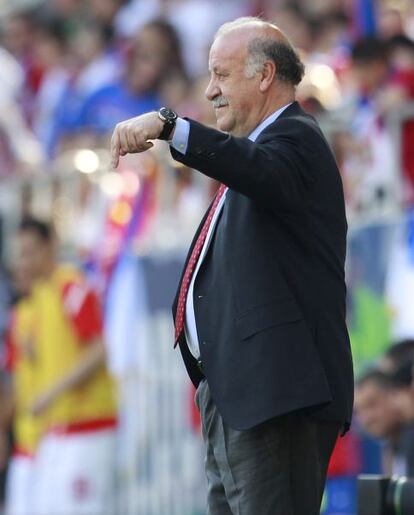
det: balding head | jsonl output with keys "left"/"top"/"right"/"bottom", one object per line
{"left": 205, "top": 16, "right": 302, "bottom": 137}
{"left": 215, "top": 17, "right": 288, "bottom": 43}
{"left": 214, "top": 17, "right": 304, "bottom": 86}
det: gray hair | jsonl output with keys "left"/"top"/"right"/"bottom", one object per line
{"left": 215, "top": 16, "right": 305, "bottom": 86}
{"left": 246, "top": 38, "right": 305, "bottom": 85}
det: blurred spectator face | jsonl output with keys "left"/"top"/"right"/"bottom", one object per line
{"left": 33, "top": 29, "right": 66, "bottom": 71}
{"left": 391, "top": 387, "right": 414, "bottom": 423}
{"left": 352, "top": 59, "right": 388, "bottom": 93}
{"left": 70, "top": 25, "right": 105, "bottom": 66}
{"left": 379, "top": 340, "right": 414, "bottom": 376}
{"left": 379, "top": 9, "right": 404, "bottom": 39}
{"left": 355, "top": 380, "right": 401, "bottom": 438}
{"left": 127, "top": 25, "right": 172, "bottom": 94}
{"left": 16, "top": 230, "right": 53, "bottom": 282}
{"left": 264, "top": 5, "right": 312, "bottom": 51}
{"left": 376, "top": 342, "right": 414, "bottom": 424}
{"left": 50, "top": 0, "right": 82, "bottom": 17}
{"left": 87, "top": 0, "right": 123, "bottom": 25}
{"left": 389, "top": 37, "right": 414, "bottom": 71}
{"left": 351, "top": 38, "right": 389, "bottom": 94}
{"left": 311, "top": 11, "right": 350, "bottom": 53}
{"left": 3, "top": 14, "right": 33, "bottom": 58}
{"left": 392, "top": 47, "right": 414, "bottom": 70}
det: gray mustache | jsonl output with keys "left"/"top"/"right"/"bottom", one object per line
{"left": 212, "top": 96, "right": 229, "bottom": 108}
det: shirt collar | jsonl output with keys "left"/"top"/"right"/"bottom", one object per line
{"left": 248, "top": 102, "right": 293, "bottom": 142}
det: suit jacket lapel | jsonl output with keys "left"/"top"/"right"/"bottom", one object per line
{"left": 172, "top": 101, "right": 305, "bottom": 318}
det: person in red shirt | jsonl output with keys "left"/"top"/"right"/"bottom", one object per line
{"left": 14, "top": 217, "right": 117, "bottom": 515}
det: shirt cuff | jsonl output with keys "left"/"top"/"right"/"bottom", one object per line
{"left": 170, "top": 117, "right": 190, "bottom": 155}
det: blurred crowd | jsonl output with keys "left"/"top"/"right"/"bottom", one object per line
{"left": 0, "top": 0, "right": 414, "bottom": 227}
{"left": 0, "top": 217, "right": 117, "bottom": 515}
{"left": 0, "top": 0, "right": 414, "bottom": 513}
{"left": 355, "top": 340, "right": 414, "bottom": 477}
{"left": 0, "top": 0, "right": 414, "bottom": 230}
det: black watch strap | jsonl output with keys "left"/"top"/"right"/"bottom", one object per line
{"left": 158, "top": 107, "right": 178, "bottom": 141}
{"left": 159, "top": 121, "right": 175, "bottom": 141}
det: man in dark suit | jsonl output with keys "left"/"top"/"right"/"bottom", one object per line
{"left": 111, "top": 16, "right": 354, "bottom": 515}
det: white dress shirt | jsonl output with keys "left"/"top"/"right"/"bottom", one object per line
{"left": 171, "top": 103, "right": 292, "bottom": 358}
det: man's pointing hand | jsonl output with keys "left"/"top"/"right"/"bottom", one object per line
{"left": 111, "top": 112, "right": 164, "bottom": 168}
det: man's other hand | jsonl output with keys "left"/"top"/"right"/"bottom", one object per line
{"left": 111, "top": 111, "right": 164, "bottom": 168}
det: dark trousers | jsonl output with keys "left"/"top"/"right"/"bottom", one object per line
{"left": 195, "top": 379, "right": 340, "bottom": 515}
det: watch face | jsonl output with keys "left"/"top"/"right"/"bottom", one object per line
{"left": 159, "top": 107, "right": 177, "bottom": 122}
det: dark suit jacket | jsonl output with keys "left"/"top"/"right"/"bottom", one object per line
{"left": 171, "top": 101, "right": 354, "bottom": 431}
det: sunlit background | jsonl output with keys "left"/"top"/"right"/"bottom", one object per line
{"left": 0, "top": 0, "right": 414, "bottom": 514}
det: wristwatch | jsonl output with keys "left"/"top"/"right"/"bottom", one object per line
{"left": 158, "top": 107, "right": 178, "bottom": 141}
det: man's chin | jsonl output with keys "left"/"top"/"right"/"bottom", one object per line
{"left": 215, "top": 117, "right": 232, "bottom": 134}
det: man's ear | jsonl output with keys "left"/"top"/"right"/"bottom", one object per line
{"left": 259, "top": 60, "right": 276, "bottom": 93}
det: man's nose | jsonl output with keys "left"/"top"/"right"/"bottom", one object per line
{"left": 205, "top": 79, "right": 220, "bottom": 101}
